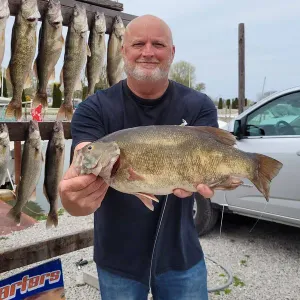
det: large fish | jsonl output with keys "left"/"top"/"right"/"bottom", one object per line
{"left": 107, "top": 15, "right": 125, "bottom": 87}
{"left": 7, "top": 120, "right": 43, "bottom": 224}
{"left": 5, "top": 0, "right": 40, "bottom": 121}
{"left": 56, "top": 4, "right": 90, "bottom": 121}
{"left": 0, "top": 0, "right": 10, "bottom": 75}
{"left": 32, "top": 0, "right": 64, "bottom": 110}
{"left": 0, "top": 123, "right": 10, "bottom": 186}
{"left": 73, "top": 125, "right": 283, "bottom": 211}
{"left": 43, "top": 121, "right": 65, "bottom": 228}
{"left": 86, "top": 11, "right": 106, "bottom": 97}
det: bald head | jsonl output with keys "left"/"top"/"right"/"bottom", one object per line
{"left": 124, "top": 14, "right": 173, "bottom": 46}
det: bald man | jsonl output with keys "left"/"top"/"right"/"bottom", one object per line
{"left": 59, "top": 14, "right": 218, "bottom": 300}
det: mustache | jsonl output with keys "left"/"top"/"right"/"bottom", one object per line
{"left": 136, "top": 59, "right": 160, "bottom": 63}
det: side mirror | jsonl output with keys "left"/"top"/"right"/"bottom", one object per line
{"left": 233, "top": 120, "right": 243, "bottom": 140}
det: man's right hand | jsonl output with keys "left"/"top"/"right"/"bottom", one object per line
{"left": 58, "top": 142, "right": 109, "bottom": 216}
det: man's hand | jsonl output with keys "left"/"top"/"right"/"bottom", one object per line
{"left": 58, "top": 142, "right": 109, "bottom": 216}
{"left": 173, "top": 184, "right": 214, "bottom": 199}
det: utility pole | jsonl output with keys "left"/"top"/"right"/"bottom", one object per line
{"left": 238, "top": 23, "right": 245, "bottom": 114}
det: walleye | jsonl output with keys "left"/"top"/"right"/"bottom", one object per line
{"left": 0, "top": 123, "right": 10, "bottom": 186}
{"left": 107, "top": 15, "right": 125, "bottom": 87}
{"left": 0, "top": 0, "right": 10, "bottom": 77}
{"left": 33, "top": 0, "right": 64, "bottom": 110}
{"left": 5, "top": 0, "right": 40, "bottom": 121}
{"left": 56, "top": 4, "right": 90, "bottom": 121}
{"left": 86, "top": 11, "right": 106, "bottom": 97}
{"left": 7, "top": 120, "right": 43, "bottom": 224}
{"left": 43, "top": 121, "right": 65, "bottom": 228}
{"left": 74, "top": 125, "right": 283, "bottom": 211}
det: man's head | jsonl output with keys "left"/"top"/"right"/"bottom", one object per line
{"left": 122, "top": 14, "right": 175, "bottom": 82}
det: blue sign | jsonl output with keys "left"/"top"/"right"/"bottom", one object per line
{"left": 0, "top": 259, "right": 65, "bottom": 300}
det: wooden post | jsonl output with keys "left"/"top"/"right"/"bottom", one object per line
{"left": 238, "top": 23, "right": 245, "bottom": 115}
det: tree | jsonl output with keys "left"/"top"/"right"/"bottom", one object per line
{"left": 226, "top": 99, "right": 231, "bottom": 109}
{"left": 52, "top": 83, "right": 62, "bottom": 108}
{"left": 169, "top": 61, "right": 205, "bottom": 92}
{"left": 0, "top": 76, "right": 8, "bottom": 97}
{"left": 194, "top": 83, "right": 205, "bottom": 92}
{"left": 218, "top": 98, "right": 223, "bottom": 109}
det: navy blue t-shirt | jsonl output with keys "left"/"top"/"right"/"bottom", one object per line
{"left": 71, "top": 79, "right": 218, "bottom": 285}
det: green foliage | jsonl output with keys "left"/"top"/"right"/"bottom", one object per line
{"left": 82, "top": 86, "right": 88, "bottom": 100}
{"left": 0, "top": 76, "right": 8, "bottom": 97}
{"left": 226, "top": 99, "right": 231, "bottom": 109}
{"left": 169, "top": 60, "right": 205, "bottom": 92}
{"left": 52, "top": 83, "right": 62, "bottom": 108}
{"left": 218, "top": 98, "right": 223, "bottom": 109}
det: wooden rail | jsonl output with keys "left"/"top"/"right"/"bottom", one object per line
{"left": 8, "top": 0, "right": 136, "bottom": 34}
{"left": 0, "top": 229, "right": 94, "bottom": 273}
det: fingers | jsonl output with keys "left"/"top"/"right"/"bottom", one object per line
{"left": 196, "top": 184, "right": 214, "bottom": 198}
{"left": 173, "top": 184, "right": 214, "bottom": 199}
{"left": 173, "top": 188, "right": 193, "bottom": 198}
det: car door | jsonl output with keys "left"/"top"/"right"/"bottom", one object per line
{"left": 225, "top": 91, "right": 300, "bottom": 225}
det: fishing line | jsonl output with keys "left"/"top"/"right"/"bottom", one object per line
{"left": 249, "top": 201, "right": 269, "bottom": 233}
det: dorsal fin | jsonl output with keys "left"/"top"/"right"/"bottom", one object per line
{"left": 187, "top": 126, "right": 236, "bottom": 146}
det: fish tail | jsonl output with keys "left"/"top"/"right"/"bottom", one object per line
{"left": 5, "top": 100, "right": 22, "bottom": 121}
{"left": 33, "top": 92, "right": 48, "bottom": 109}
{"left": 46, "top": 209, "right": 58, "bottom": 228}
{"left": 56, "top": 102, "right": 73, "bottom": 121}
{"left": 250, "top": 153, "right": 283, "bottom": 201}
{"left": 7, "top": 206, "right": 22, "bottom": 224}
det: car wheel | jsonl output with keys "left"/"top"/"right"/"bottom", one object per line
{"left": 193, "top": 193, "right": 219, "bottom": 236}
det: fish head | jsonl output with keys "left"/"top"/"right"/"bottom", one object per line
{"left": 47, "top": 0, "right": 63, "bottom": 28}
{"left": 21, "top": 0, "right": 41, "bottom": 26}
{"left": 0, "top": 0, "right": 10, "bottom": 19}
{"left": 94, "top": 11, "right": 106, "bottom": 34}
{"left": 28, "top": 119, "right": 41, "bottom": 140}
{"left": 72, "top": 3, "right": 88, "bottom": 36}
{"left": 112, "top": 15, "right": 125, "bottom": 39}
{"left": 52, "top": 120, "right": 65, "bottom": 142}
{"left": 73, "top": 141, "right": 120, "bottom": 180}
{"left": 0, "top": 123, "right": 9, "bottom": 141}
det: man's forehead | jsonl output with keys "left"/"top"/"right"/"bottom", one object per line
{"left": 124, "top": 15, "right": 173, "bottom": 43}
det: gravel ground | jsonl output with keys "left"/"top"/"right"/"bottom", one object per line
{"left": 1, "top": 212, "right": 300, "bottom": 300}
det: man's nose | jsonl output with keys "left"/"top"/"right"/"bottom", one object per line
{"left": 142, "top": 43, "right": 154, "bottom": 57}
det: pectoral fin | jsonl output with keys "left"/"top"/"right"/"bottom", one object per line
{"left": 134, "top": 193, "right": 158, "bottom": 211}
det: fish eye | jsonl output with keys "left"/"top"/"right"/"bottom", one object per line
{"left": 87, "top": 145, "right": 93, "bottom": 150}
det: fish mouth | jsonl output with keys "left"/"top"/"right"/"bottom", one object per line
{"left": 27, "top": 17, "right": 38, "bottom": 22}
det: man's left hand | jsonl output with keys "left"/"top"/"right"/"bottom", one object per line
{"left": 173, "top": 184, "right": 214, "bottom": 199}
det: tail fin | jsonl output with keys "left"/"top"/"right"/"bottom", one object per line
{"left": 46, "top": 209, "right": 58, "bottom": 228}
{"left": 251, "top": 154, "right": 283, "bottom": 201}
{"left": 32, "top": 92, "right": 48, "bottom": 109}
{"left": 7, "top": 206, "right": 21, "bottom": 225}
{"left": 56, "top": 102, "right": 73, "bottom": 121}
{"left": 5, "top": 101, "right": 22, "bottom": 121}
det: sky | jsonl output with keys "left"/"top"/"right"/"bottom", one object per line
{"left": 2, "top": 0, "right": 300, "bottom": 101}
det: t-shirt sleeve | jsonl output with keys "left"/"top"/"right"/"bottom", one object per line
{"left": 192, "top": 93, "right": 219, "bottom": 128}
{"left": 71, "top": 94, "right": 106, "bottom": 150}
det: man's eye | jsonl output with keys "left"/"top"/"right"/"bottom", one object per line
{"left": 154, "top": 43, "right": 165, "bottom": 47}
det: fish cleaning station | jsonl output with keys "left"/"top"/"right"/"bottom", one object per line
{"left": 0, "top": 0, "right": 237, "bottom": 297}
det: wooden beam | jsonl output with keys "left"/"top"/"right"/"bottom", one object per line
{"left": 0, "top": 121, "right": 72, "bottom": 141}
{"left": 238, "top": 23, "right": 245, "bottom": 114}
{"left": 8, "top": 0, "right": 137, "bottom": 34}
{"left": 76, "top": 0, "right": 123, "bottom": 11}
{"left": 0, "top": 228, "right": 94, "bottom": 273}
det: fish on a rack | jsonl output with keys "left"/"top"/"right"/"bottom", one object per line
{"left": 56, "top": 3, "right": 90, "bottom": 121}
{"left": 86, "top": 11, "right": 106, "bottom": 97}
{"left": 5, "top": 0, "right": 41, "bottom": 121}
{"left": 107, "top": 15, "right": 125, "bottom": 87}
{"left": 32, "top": 0, "right": 64, "bottom": 110}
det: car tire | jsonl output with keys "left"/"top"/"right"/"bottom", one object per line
{"left": 193, "top": 193, "right": 219, "bottom": 236}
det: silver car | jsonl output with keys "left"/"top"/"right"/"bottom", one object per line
{"left": 194, "top": 86, "right": 300, "bottom": 235}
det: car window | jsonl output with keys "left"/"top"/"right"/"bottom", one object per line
{"left": 245, "top": 92, "right": 300, "bottom": 136}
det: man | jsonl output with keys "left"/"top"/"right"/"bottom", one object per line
{"left": 59, "top": 14, "right": 218, "bottom": 300}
